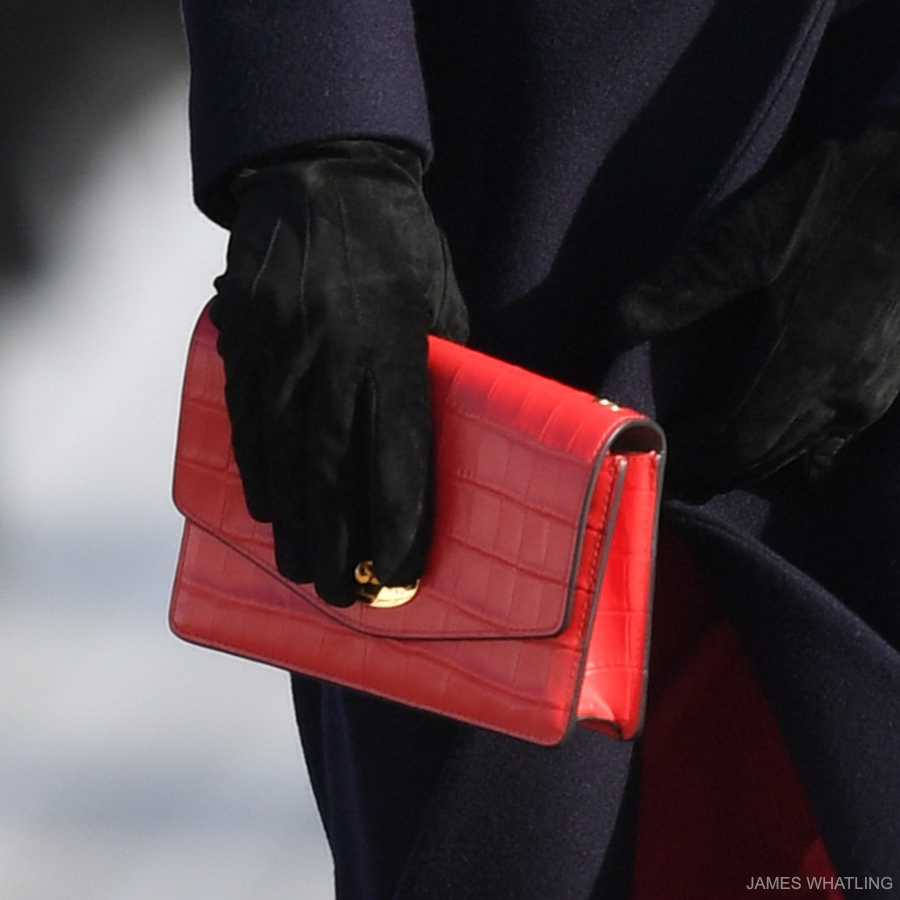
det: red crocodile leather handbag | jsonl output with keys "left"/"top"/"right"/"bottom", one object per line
{"left": 169, "top": 309, "right": 665, "bottom": 745}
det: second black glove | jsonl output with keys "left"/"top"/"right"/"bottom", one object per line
{"left": 612, "top": 120, "right": 900, "bottom": 500}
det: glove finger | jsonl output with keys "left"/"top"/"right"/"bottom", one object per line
{"left": 212, "top": 208, "right": 302, "bottom": 524}
{"left": 308, "top": 490, "right": 364, "bottom": 607}
{"left": 726, "top": 403, "right": 836, "bottom": 487}
{"left": 304, "top": 357, "right": 368, "bottom": 606}
{"left": 222, "top": 363, "right": 274, "bottom": 522}
{"left": 615, "top": 235, "right": 750, "bottom": 345}
{"left": 664, "top": 400, "right": 835, "bottom": 501}
{"left": 365, "top": 343, "right": 434, "bottom": 586}
{"left": 267, "top": 381, "right": 314, "bottom": 585}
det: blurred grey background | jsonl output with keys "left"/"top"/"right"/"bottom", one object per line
{"left": 0, "top": 2, "right": 333, "bottom": 897}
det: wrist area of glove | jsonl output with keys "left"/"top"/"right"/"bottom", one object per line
{"left": 229, "top": 137, "right": 425, "bottom": 215}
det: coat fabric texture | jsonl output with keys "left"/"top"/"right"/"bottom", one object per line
{"left": 182, "top": 1, "right": 900, "bottom": 896}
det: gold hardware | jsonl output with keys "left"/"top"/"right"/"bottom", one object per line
{"left": 354, "top": 560, "right": 419, "bottom": 608}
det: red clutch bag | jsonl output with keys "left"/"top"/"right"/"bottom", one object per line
{"left": 169, "top": 311, "right": 665, "bottom": 745}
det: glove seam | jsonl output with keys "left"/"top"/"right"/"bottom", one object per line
{"left": 333, "top": 181, "right": 364, "bottom": 332}
{"left": 250, "top": 217, "right": 283, "bottom": 303}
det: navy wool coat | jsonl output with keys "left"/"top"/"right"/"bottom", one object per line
{"left": 182, "top": 1, "right": 900, "bottom": 897}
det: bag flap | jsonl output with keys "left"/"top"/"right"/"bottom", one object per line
{"left": 172, "top": 310, "right": 661, "bottom": 641}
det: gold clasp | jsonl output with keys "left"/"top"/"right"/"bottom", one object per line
{"left": 354, "top": 560, "right": 419, "bottom": 609}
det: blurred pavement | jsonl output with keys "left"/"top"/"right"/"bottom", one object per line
{"left": 0, "top": 79, "right": 334, "bottom": 900}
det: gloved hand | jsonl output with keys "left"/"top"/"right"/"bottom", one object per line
{"left": 613, "top": 120, "right": 900, "bottom": 500}
{"left": 210, "top": 139, "right": 468, "bottom": 605}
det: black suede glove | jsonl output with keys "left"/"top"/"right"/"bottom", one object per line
{"left": 210, "top": 139, "right": 468, "bottom": 605}
{"left": 613, "top": 120, "right": 900, "bottom": 500}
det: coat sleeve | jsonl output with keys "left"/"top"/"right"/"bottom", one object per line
{"left": 181, "top": 0, "right": 433, "bottom": 225}
{"left": 827, "top": 0, "right": 900, "bottom": 122}
{"left": 776, "top": 0, "right": 900, "bottom": 159}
